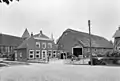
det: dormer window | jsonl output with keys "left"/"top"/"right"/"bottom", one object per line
{"left": 36, "top": 42, "right": 40, "bottom": 48}
{"left": 42, "top": 42, "right": 46, "bottom": 49}
{"left": 48, "top": 43, "right": 52, "bottom": 48}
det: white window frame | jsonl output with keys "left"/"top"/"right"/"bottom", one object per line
{"left": 35, "top": 50, "right": 40, "bottom": 58}
{"left": 48, "top": 43, "right": 52, "bottom": 48}
{"left": 53, "top": 50, "right": 56, "bottom": 57}
{"left": 36, "top": 42, "right": 40, "bottom": 48}
{"left": 42, "top": 50, "right": 47, "bottom": 59}
{"left": 29, "top": 50, "right": 34, "bottom": 59}
{"left": 42, "top": 42, "right": 46, "bottom": 49}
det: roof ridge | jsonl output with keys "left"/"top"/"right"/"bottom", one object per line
{"left": 62, "top": 28, "right": 113, "bottom": 48}
{"left": 0, "top": 33, "right": 21, "bottom": 38}
{"left": 66, "top": 28, "right": 109, "bottom": 40}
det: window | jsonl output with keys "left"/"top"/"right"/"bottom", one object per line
{"left": 36, "top": 42, "right": 40, "bottom": 48}
{"left": 117, "top": 47, "right": 120, "bottom": 51}
{"left": 53, "top": 50, "right": 56, "bottom": 57}
{"left": 94, "top": 49, "right": 97, "bottom": 52}
{"left": 20, "top": 53, "right": 22, "bottom": 58}
{"left": 8, "top": 47, "right": 10, "bottom": 53}
{"left": 43, "top": 51, "right": 45, "bottom": 58}
{"left": 48, "top": 43, "right": 52, "bottom": 48}
{"left": 29, "top": 50, "right": 34, "bottom": 59}
{"left": 42, "top": 42, "right": 46, "bottom": 49}
{"left": 102, "top": 49, "right": 104, "bottom": 52}
{"left": 86, "top": 48, "right": 90, "bottom": 52}
{"left": 48, "top": 50, "right": 52, "bottom": 57}
{"left": 53, "top": 51, "right": 56, "bottom": 53}
{"left": 35, "top": 50, "right": 40, "bottom": 58}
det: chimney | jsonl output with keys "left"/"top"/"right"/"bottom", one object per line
{"left": 119, "top": 26, "right": 120, "bottom": 30}
{"left": 40, "top": 30, "right": 42, "bottom": 35}
{"left": 31, "top": 32, "right": 33, "bottom": 36}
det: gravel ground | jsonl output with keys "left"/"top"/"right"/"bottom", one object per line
{"left": 0, "top": 60, "right": 120, "bottom": 81}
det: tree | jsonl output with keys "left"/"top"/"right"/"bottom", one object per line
{"left": 0, "top": 0, "right": 20, "bottom": 5}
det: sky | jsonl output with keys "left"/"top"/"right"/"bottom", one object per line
{"left": 0, "top": 0, "right": 120, "bottom": 42}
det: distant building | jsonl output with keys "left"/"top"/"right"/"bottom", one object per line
{"left": 0, "top": 33, "right": 23, "bottom": 56}
{"left": 57, "top": 28, "right": 113, "bottom": 58}
{"left": 113, "top": 27, "right": 120, "bottom": 51}
{"left": 15, "top": 29, "right": 57, "bottom": 61}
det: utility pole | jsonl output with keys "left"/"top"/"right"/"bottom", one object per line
{"left": 88, "top": 20, "right": 93, "bottom": 65}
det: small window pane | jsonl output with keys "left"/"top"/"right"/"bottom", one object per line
{"left": 29, "top": 50, "right": 34, "bottom": 59}
{"left": 30, "top": 55, "right": 33, "bottom": 58}
{"left": 30, "top": 51, "right": 33, "bottom": 54}
{"left": 53, "top": 51, "right": 56, "bottom": 53}
{"left": 36, "top": 55, "right": 39, "bottom": 57}
{"left": 36, "top": 51, "right": 39, "bottom": 54}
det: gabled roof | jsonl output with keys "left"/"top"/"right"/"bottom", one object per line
{"left": 0, "top": 33, "right": 23, "bottom": 46}
{"left": 57, "top": 28, "right": 113, "bottom": 48}
{"left": 22, "top": 28, "right": 30, "bottom": 38}
{"left": 113, "top": 27, "right": 120, "bottom": 38}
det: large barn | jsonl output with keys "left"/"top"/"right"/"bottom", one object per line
{"left": 57, "top": 28, "right": 113, "bottom": 58}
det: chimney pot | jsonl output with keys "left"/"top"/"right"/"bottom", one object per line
{"left": 119, "top": 27, "right": 120, "bottom": 30}
{"left": 40, "top": 30, "right": 42, "bottom": 34}
{"left": 31, "top": 32, "right": 33, "bottom": 36}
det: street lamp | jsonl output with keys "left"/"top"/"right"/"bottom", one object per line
{"left": 88, "top": 20, "right": 93, "bottom": 65}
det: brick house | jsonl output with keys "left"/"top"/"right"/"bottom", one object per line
{"left": 57, "top": 28, "right": 113, "bottom": 58}
{"left": 15, "top": 29, "right": 57, "bottom": 61}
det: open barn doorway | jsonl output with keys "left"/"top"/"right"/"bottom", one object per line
{"left": 72, "top": 47, "right": 82, "bottom": 57}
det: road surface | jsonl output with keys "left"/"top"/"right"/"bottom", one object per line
{"left": 0, "top": 60, "right": 120, "bottom": 81}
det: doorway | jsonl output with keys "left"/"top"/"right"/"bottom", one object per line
{"left": 72, "top": 47, "right": 82, "bottom": 57}
{"left": 60, "top": 52, "right": 66, "bottom": 59}
{"left": 42, "top": 50, "right": 47, "bottom": 59}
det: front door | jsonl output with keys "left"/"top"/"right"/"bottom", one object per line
{"left": 42, "top": 50, "right": 47, "bottom": 60}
